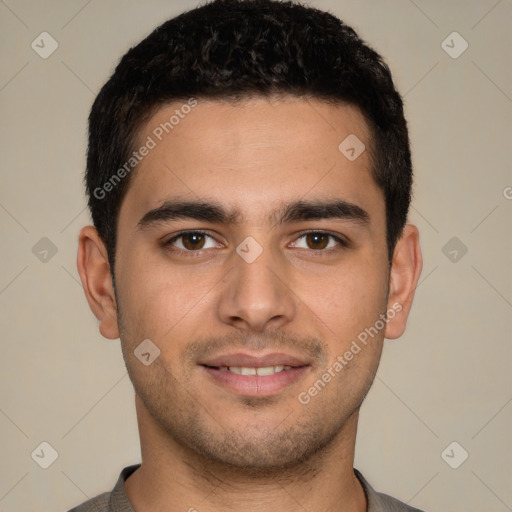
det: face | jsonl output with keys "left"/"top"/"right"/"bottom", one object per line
{"left": 110, "top": 97, "right": 393, "bottom": 471}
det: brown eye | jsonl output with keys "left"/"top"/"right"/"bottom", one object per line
{"left": 305, "top": 233, "right": 329, "bottom": 250}
{"left": 291, "top": 231, "right": 347, "bottom": 252}
{"left": 181, "top": 232, "right": 206, "bottom": 250}
{"left": 165, "top": 231, "right": 218, "bottom": 251}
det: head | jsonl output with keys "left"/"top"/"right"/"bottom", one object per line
{"left": 78, "top": 0, "right": 422, "bottom": 475}
{"left": 86, "top": 0, "right": 412, "bottom": 273}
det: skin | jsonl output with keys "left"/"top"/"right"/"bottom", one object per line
{"left": 77, "top": 96, "right": 422, "bottom": 512}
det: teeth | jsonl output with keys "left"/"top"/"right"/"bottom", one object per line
{"left": 221, "top": 365, "right": 291, "bottom": 375}
{"left": 257, "top": 365, "right": 283, "bottom": 376}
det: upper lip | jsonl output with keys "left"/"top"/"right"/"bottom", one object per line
{"left": 200, "top": 352, "right": 309, "bottom": 368}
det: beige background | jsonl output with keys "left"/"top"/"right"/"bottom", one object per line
{"left": 0, "top": 0, "right": 511, "bottom": 510}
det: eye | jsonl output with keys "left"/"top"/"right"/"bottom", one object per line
{"left": 164, "top": 231, "right": 219, "bottom": 251}
{"left": 291, "top": 231, "right": 348, "bottom": 251}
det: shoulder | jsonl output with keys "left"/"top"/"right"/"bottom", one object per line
{"left": 67, "top": 491, "right": 110, "bottom": 512}
{"left": 370, "top": 490, "right": 425, "bottom": 512}
{"left": 355, "top": 469, "right": 426, "bottom": 512}
{"left": 67, "top": 464, "right": 140, "bottom": 512}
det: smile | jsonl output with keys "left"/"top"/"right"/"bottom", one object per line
{"left": 212, "top": 365, "right": 294, "bottom": 376}
{"left": 198, "top": 351, "right": 311, "bottom": 396}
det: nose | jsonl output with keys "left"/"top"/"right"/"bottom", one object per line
{"left": 216, "top": 242, "right": 296, "bottom": 332}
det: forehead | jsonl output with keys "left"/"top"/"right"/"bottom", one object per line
{"left": 120, "top": 96, "right": 381, "bottom": 224}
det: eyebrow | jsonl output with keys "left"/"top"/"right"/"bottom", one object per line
{"left": 137, "top": 197, "right": 370, "bottom": 230}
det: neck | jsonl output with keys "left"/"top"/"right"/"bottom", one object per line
{"left": 125, "top": 395, "right": 367, "bottom": 512}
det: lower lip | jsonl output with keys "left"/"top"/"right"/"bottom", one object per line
{"left": 201, "top": 366, "right": 310, "bottom": 397}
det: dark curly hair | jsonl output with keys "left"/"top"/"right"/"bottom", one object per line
{"left": 86, "top": 0, "right": 412, "bottom": 273}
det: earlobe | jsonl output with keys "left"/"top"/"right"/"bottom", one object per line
{"left": 77, "top": 226, "right": 120, "bottom": 340}
{"left": 384, "top": 224, "right": 423, "bottom": 340}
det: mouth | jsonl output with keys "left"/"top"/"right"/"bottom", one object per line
{"left": 199, "top": 352, "right": 311, "bottom": 397}
{"left": 205, "top": 364, "right": 295, "bottom": 376}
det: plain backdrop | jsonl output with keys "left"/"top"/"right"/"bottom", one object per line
{"left": 0, "top": 1, "right": 511, "bottom": 511}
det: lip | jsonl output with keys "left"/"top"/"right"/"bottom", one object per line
{"left": 199, "top": 352, "right": 311, "bottom": 397}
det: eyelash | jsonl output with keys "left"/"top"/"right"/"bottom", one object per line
{"left": 163, "top": 230, "right": 349, "bottom": 256}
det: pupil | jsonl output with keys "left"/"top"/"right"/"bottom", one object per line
{"left": 307, "top": 233, "right": 327, "bottom": 250}
{"left": 184, "top": 233, "right": 205, "bottom": 250}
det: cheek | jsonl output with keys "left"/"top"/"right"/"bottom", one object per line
{"left": 116, "top": 255, "right": 220, "bottom": 350}
{"left": 299, "top": 254, "right": 388, "bottom": 332}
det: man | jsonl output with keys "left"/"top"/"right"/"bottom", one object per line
{"left": 73, "top": 0, "right": 423, "bottom": 510}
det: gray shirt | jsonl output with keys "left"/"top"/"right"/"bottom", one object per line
{"left": 68, "top": 464, "right": 425, "bottom": 511}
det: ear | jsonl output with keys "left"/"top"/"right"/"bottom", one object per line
{"left": 77, "top": 226, "right": 120, "bottom": 340}
{"left": 385, "top": 224, "right": 423, "bottom": 340}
